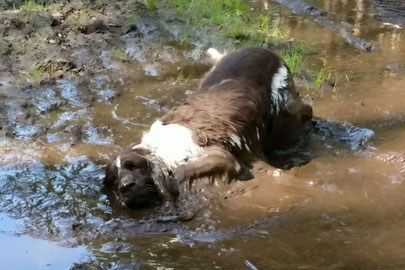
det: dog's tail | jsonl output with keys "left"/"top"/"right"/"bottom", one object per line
{"left": 206, "top": 47, "right": 225, "bottom": 64}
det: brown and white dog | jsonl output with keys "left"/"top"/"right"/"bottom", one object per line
{"left": 105, "top": 48, "right": 312, "bottom": 209}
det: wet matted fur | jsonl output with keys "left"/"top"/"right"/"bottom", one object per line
{"left": 104, "top": 47, "right": 313, "bottom": 209}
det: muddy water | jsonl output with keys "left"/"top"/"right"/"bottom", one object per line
{"left": 1, "top": 0, "right": 405, "bottom": 269}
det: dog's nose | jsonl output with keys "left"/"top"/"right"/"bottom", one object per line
{"left": 119, "top": 175, "right": 135, "bottom": 193}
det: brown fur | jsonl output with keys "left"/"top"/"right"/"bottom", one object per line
{"left": 162, "top": 80, "right": 269, "bottom": 162}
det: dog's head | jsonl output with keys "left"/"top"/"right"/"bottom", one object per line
{"left": 104, "top": 148, "right": 162, "bottom": 208}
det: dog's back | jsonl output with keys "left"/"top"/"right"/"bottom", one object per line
{"left": 162, "top": 80, "right": 270, "bottom": 162}
{"left": 199, "top": 47, "right": 291, "bottom": 93}
{"left": 164, "top": 47, "right": 312, "bottom": 160}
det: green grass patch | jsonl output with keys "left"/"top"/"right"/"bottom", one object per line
{"left": 302, "top": 67, "right": 335, "bottom": 98}
{"left": 28, "top": 67, "right": 43, "bottom": 85}
{"left": 18, "top": 0, "right": 52, "bottom": 11}
{"left": 145, "top": 0, "right": 158, "bottom": 10}
{"left": 171, "top": 72, "right": 190, "bottom": 84}
{"left": 281, "top": 48, "right": 307, "bottom": 75}
{"left": 127, "top": 12, "right": 138, "bottom": 25}
{"left": 169, "top": 0, "right": 249, "bottom": 25}
{"left": 76, "top": 8, "right": 89, "bottom": 25}
{"left": 313, "top": 67, "right": 330, "bottom": 90}
{"left": 164, "top": 0, "right": 285, "bottom": 46}
{"left": 109, "top": 47, "right": 131, "bottom": 62}
{"left": 179, "top": 27, "right": 189, "bottom": 44}
{"left": 253, "top": 15, "right": 284, "bottom": 40}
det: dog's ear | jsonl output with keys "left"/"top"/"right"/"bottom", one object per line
{"left": 104, "top": 159, "right": 118, "bottom": 186}
{"left": 120, "top": 149, "right": 150, "bottom": 172}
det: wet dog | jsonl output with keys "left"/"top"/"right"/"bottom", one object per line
{"left": 105, "top": 47, "right": 312, "bottom": 209}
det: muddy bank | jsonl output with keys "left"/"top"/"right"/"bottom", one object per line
{"left": 0, "top": 0, "right": 211, "bottom": 147}
{"left": 368, "top": 0, "right": 405, "bottom": 26}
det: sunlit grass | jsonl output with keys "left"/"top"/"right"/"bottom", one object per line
{"left": 165, "top": 0, "right": 286, "bottom": 45}
{"left": 76, "top": 8, "right": 89, "bottom": 25}
{"left": 179, "top": 27, "right": 189, "bottom": 44}
{"left": 170, "top": 0, "right": 248, "bottom": 25}
{"left": 109, "top": 47, "right": 131, "bottom": 62}
{"left": 29, "top": 67, "right": 43, "bottom": 85}
{"left": 18, "top": 0, "right": 52, "bottom": 11}
{"left": 301, "top": 66, "right": 337, "bottom": 98}
{"left": 314, "top": 67, "right": 333, "bottom": 91}
{"left": 145, "top": 0, "right": 157, "bottom": 10}
{"left": 254, "top": 15, "right": 284, "bottom": 40}
{"left": 170, "top": 72, "right": 190, "bottom": 85}
{"left": 281, "top": 48, "right": 307, "bottom": 75}
{"left": 127, "top": 12, "right": 138, "bottom": 25}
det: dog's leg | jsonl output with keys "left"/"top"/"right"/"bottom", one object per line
{"left": 148, "top": 163, "right": 179, "bottom": 217}
{"left": 174, "top": 146, "right": 241, "bottom": 199}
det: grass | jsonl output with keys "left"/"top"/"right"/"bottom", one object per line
{"left": 77, "top": 8, "right": 89, "bottom": 25}
{"left": 127, "top": 12, "right": 138, "bottom": 25}
{"left": 164, "top": 0, "right": 284, "bottom": 46}
{"left": 314, "top": 67, "right": 329, "bottom": 90}
{"left": 228, "top": 15, "right": 284, "bottom": 46}
{"left": 253, "top": 15, "right": 284, "bottom": 41}
{"left": 332, "top": 78, "right": 339, "bottom": 96}
{"left": 179, "top": 27, "right": 189, "bottom": 44}
{"left": 29, "top": 67, "right": 43, "bottom": 85}
{"left": 226, "top": 19, "right": 248, "bottom": 40}
{"left": 145, "top": 0, "right": 158, "bottom": 10}
{"left": 281, "top": 48, "right": 307, "bottom": 75}
{"left": 280, "top": 46, "right": 341, "bottom": 98}
{"left": 169, "top": 0, "right": 249, "bottom": 21}
{"left": 301, "top": 67, "right": 335, "bottom": 98}
{"left": 18, "top": 0, "right": 52, "bottom": 11}
{"left": 109, "top": 47, "right": 131, "bottom": 62}
{"left": 171, "top": 72, "right": 190, "bottom": 84}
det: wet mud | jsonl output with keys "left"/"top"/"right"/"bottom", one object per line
{"left": 368, "top": 0, "right": 405, "bottom": 26}
{"left": 1, "top": 0, "right": 405, "bottom": 269}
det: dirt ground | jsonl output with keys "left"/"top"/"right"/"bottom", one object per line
{"left": 0, "top": 0, "right": 217, "bottom": 146}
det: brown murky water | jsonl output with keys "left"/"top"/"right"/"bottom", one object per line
{"left": 1, "top": 0, "right": 405, "bottom": 269}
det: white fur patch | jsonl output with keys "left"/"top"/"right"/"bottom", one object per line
{"left": 271, "top": 65, "right": 288, "bottom": 114}
{"left": 228, "top": 133, "right": 242, "bottom": 149}
{"left": 133, "top": 120, "right": 201, "bottom": 170}
{"left": 256, "top": 127, "right": 260, "bottom": 140}
{"left": 115, "top": 156, "right": 121, "bottom": 168}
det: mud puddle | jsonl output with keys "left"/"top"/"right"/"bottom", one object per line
{"left": 1, "top": 0, "right": 405, "bottom": 269}
{"left": 0, "top": 213, "right": 89, "bottom": 269}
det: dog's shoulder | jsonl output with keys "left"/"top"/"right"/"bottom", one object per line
{"left": 199, "top": 47, "right": 283, "bottom": 93}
